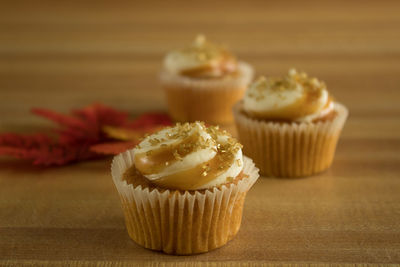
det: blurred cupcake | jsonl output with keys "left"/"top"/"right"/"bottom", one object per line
{"left": 233, "top": 69, "right": 348, "bottom": 177}
{"left": 160, "top": 35, "right": 253, "bottom": 124}
{"left": 111, "top": 122, "right": 259, "bottom": 254}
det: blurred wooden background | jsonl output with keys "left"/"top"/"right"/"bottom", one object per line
{"left": 1, "top": 0, "right": 400, "bottom": 266}
{"left": 1, "top": 1, "right": 400, "bottom": 121}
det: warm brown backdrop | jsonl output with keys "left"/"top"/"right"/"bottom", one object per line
{"left": 1, "top": 1, "right": 400, "bottom": 266}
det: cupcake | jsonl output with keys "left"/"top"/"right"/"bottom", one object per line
{"left": 233, "top": 69, "right": 348, "bottom": 177}
{"left": 160, "top": 35, "right": 254, "bottom": 124}
{"left": 111, "top": 122, "right": 259, "bottom": 254}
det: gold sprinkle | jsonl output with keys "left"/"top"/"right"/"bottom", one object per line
{"left": 255, "top": 95, "right": 264, "bottom": 101}
{"left": 138, "top": 122, "right": 244, "bottom": 174}
{"left": 197, "top": 53, "right": 206, "bottom": 61}
{"left": 173, "top": 150, "right": 182, "bottom": 161}
{"left": 149, "top": 138, "right": 159, "bottom": 145}
{"left": 194, "top": 34, "right": 206, "bottom": 46}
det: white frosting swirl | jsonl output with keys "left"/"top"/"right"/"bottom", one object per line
{"left": 243, "top": 69, "right": 333, "bottom": 122}
{"left": 133, "top": 122, "right": 243, "bottom": 190}
{"left": 163, "top": 35, "right": 237, "bottom": 78}
{"left": 201, "top": 133, "right": 243, "bottom": 189}
{"left": 298, "top": 100, "right": 334, "bottom": 122}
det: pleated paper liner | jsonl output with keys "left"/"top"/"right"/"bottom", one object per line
{"left": 233, "top": 102, "right": 348, "bottom": 177}
{"left": 160, "top": 62, "right": 253, "bottom": 125}
{"left": 111, "top": 150, "right": 259, "bottom": 255}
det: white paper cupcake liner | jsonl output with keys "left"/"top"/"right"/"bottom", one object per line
{"left": 111, "top": 150, "right": 259, "bottom": 255}
{"left": 160, "top": 62, "right": 254, "bottom": 124}
{"left": 233, "top": 102, "right": 348, "bottom": 177}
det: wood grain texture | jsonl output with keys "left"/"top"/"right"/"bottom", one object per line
{"left": 0, "top": 0, "right": 400, "bottom": 266}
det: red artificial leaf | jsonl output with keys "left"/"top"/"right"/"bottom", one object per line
{"left": 0, "top": 133, "right": 53, "bottom": 147}
{"left": 102, "top": 125, "right": 166, "bottom": 141}
{"left": 73, "top": 103, "right": 129, "bottom": 128}
{"left": 0, "top": 133, "right": 97, "bottom": 166}
{"left": 32, "top": 103, "right": 131, "bottom": 145}
{"left": 31, "top": 108, "right": 88, "bottom": 131}
{"left": 102, "top": 126, "right": 143, "bottom": 141}
{"left": 0, "top": 104, "right": 172, "bottom": 166}
{"left": 90, "top": 141, "right": 137, "bottom": 155}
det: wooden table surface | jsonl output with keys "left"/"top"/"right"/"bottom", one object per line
{"left": 1, "top": 1, "right": 400, "bottom": 266}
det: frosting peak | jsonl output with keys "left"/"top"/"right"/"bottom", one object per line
{"left": 163, "top": 35, "right": 238, "bottom": 78}
{"left": 243, "top": 69, "right": 334, "bottom": 122}
{"left": 133, "top": 122, "right": 243, "bottom": 190}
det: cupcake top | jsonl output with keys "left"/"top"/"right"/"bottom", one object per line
{"left": 132, "top": 122, "right": 244, "bottom": 190}
{"left": 163, "top": 35, "right": 238, "bottom": 78}
{"left": 243, "top": 69, "right": 334, "bottom": 122}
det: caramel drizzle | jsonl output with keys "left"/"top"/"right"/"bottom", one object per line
{"left": 123, "top": 164, "right": 247, "bottom": 193}
{"left": 177, "top": 37, "right": 238, "bottom": 78}
{"left": 134, "top": 132, "right": 202, "bottom": 175}
{"left": 134, "top": 123, "right": 242, "bottom": 190}
{"left": 151, "top": 147, "right": 236, "bottom": 190}
{"left": 180, "top": 56, "right": 238, "bottom": 78}
{"left": 248, "top": 70, "right": 333, "bottom": 120}
{"left": 250, "top": 91, "right": 329, "bottom": 120}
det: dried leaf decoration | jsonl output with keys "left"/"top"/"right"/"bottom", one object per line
{"left": 90, "top": 141, "right": 137, "bottom": 155}
{"left": 0, "top": 103, "right": 172, "bottom": 166}
{"left": 103, "top": 126, "right": 143, "bottom": 141}
{"left": 0, "top": 133, "right": 96, "bottom": 166}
